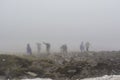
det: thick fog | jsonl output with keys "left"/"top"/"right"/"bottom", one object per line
{"left": 0, "top": 0, "right": 120, "bottom": 52}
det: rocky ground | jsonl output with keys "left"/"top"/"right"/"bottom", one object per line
{"left": 0, "top": 51, "right": 120, "bottom": 80}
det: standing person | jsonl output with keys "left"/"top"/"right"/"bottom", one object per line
{"left": 26, "top": 43, "right": 32, "bottom": 55}
{"left": 80, "top": 41, "right": 85, "bottom": 52}
{"left": 85, "top": 42, "right": 90, "bottom": 52}
{"left": 60, "top": 44, "right": 68, "bottom": 53}
{"left": 36, "top": 43, "right": 41, "bottom": 53}
{"left": 43, "top": 42, "right": 51, "bottom": 54}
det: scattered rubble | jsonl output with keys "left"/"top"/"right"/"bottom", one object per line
{"left": 0, "top": 51, "right": 120, "bottom": 80}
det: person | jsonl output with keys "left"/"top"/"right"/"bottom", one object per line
{"left": 60, "top": 44, "right": 68, "bottom": 53}
{"left": 85, "top": 42, "right": 90, "bottom": 52}
{"left": 43, "top": 42, "right": 51, "bottom": 54}
{"left": 36, "top": 43, "right": 41, "bottom": 53}
{"left": 26, "top": 43, "right": 32, "bottom": 55}
{"left": 80, "top": 41, "right": 85, "bottom": 52}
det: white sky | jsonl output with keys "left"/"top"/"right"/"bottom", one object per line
{"left": 0, "top": 0, "right": 120, "bottom": 52}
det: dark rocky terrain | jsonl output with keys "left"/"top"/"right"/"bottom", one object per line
{"left": 0, "top": 51, "right": 120, "bottom": 80}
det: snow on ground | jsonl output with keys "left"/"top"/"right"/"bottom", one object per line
{"left": 21, "top": 75, "right": 120, "bottom": 80}
{"left": 81, "top": 75, "right": 120, "bottom": 80}
{"left": 21, "top": 78, "right": 52, "bottom": 80}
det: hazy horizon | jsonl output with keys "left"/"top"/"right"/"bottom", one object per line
{"left": 0, "top": 0, "right": 120, "bottom": 52}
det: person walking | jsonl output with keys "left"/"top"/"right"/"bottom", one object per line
{"left": 85, "top": 42, "right": 90, "bottom": 52}
{"left": 26, "top": 43, "right": 32, "bottom": 55}
{"left": 80, "top": 41, "right": 85, "bottom": 52}
{"left": 36, "top": 43, "right": 41, "bottom": 53}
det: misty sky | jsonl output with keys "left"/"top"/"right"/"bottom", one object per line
{"left": 0, "top": 0, "right": 120, "bottom": 52}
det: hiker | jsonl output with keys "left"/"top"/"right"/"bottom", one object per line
{"left": 43, "top": 42, "right": 51, "bottom": 54}
{"left": 26, "top": 43, "right": 32, "bottom": 55}
{"left": 85, "top": 42, "right": 90, "bottom": 52}
{"left": 36, "top": 43, "right": 41, "bottom": 53}
{"left": 80, "top": 41, "right": 85, "bottom": 52}
{"left": 60, "top": 44, "right": 68, "bottom": 53}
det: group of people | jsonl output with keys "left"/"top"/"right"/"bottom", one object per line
{"left": 26, "top": 41, "right": 90, "bottom": 55}
{"left": 26, "top": 42, "right": 50, "bottom": 55}
{"left": 80, "top": 41, "right": 90, "bottom": 52}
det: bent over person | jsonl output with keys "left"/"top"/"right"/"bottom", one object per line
{"left": 60, "top": 44, "right": 68, "bottom": 53}
{"left": 43, "top": 42, "right": 51, "bottom": 54}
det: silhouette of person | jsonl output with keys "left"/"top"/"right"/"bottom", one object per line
{"left": 26, "top": 43, "right": 32, "bottom": 55}
{"left": 80, "top": 41, "right": 85, "bottom": 52}
{"left": 60, "top": 44, "right": 68, "bottom": 53}
{"left": 43, "top": 42, "right": 50, "bottom": 54}
{"left": 36, "top": 43, "right": 41, "bottom": 53}
{"left": 85, "top": 42, "right": 90, "bottom": 52}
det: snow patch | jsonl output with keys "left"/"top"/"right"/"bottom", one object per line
{"left": 21, "top": 75, "right": 120, "bottom": 80}
{"left": 81, "top": 75, "right": 120, "bottom": 80}
{"left": 21, "top": 78, "right": 52, "bottom": 80}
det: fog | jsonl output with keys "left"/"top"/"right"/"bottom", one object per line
{"left": 0, "top": 0, "right": 120, "bottom": 52}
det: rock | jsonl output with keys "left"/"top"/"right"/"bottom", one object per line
{"left": 21, "top": 78, "right": 52, "bottom": 80}
{"left": 26, "top": 72, "right": 37, "bottom": 77}
{"left": 67, "top": 70, "right": 76, "bottom": 73}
